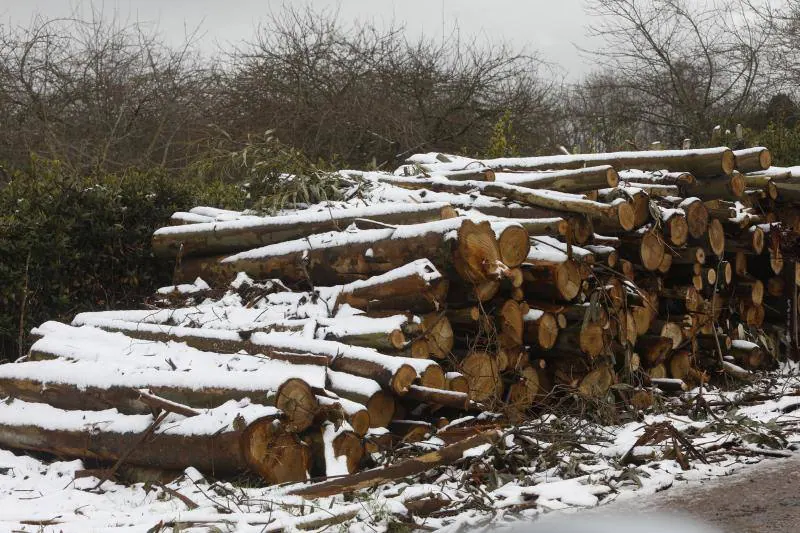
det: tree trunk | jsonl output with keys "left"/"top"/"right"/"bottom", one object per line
{"left": 478, "top": 147, "right": 735, "bottom": 178}
{"left": 153, "top": 202, "right": 455, "bottom": 258}
{"left": 734, "top": 147, "right": 772, "bottom": 173}
{"left": 334, "top": 259, "right": 449, "bottom": 314}
{"left": 0, "top": 361, "right": 320, "bottom": 432}
{"left": 522, "top": 310, "right": 559, "bottom": 350}
{"left": 325, "top": 370, "right": 396, "bottom": 429}
{"left": 494, "top": 165, "right": 619, "bottom": 192}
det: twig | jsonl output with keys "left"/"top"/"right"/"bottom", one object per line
{"left": 17, "top": 251, "right": 31, "bottom": 360}
{"left": 93, "top": 411, "right": 169, "bottom": 490}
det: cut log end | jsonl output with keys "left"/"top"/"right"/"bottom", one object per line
{"left": 460, "top": 351, "right": 501, "bottom": 402}
{"left": 390, "top": 364, "right": 418, "bottom": 395}
{"left": 242, "top": 419, "right": 311, "bottom": 485}
{"left": 497, "top": 225, "right": 530, "bottom": 268}
{"left": 539, "top": 312, "right": 560, "bottom": 350}
{"left": 722, "top": 149, "right": 737, "bottom": 176}
{"left": 276, "top": 378, "right": 319, "bottom": 432}
{"left": 752, "top": 227, "right": 765, "bottom": 255}
{"left": 556, "top": 260, "right": 583, "bottom": 301}
{"left": 366, "top": 391, "right": 396, "bottom": 428}
{"left": 641, "top": 231, "right": 666, "bottom": 271}
{"left": 617, "top": 202, "right": 636, "bottom": 231}
{"left": 667, "top": 215, "right": 689, "bottom": 247}
{"left": 685, "top": 200, "right": 709, "bottom": 239}
{"left": 422, "top": 314, "right": 454, "bottom": 359}
{"left": 708, "top": 219, "right": 725, "bottom": 257}
{"left": 332, "top": 430, "right": 364, "bottom": 474}
{"left": 456, "top": 220, "right": 505, "bottom": 283}
{"left": 606, "top": 167, "right": 620, "bottom": 188}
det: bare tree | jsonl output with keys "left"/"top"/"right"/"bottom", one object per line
{"left": 584, "top": 0, "right": 770, "bottom": 146}
{"left": 0, "top": 11, "right": 212, "bottom": 172}
{"left": 215, "top": 6, "right": 560, "bottom": 168}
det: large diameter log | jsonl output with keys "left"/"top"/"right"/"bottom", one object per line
{"left": 375, "top": 175, "right": 635, "bottom": 230}
{"left": 658, "top": 207, "right": 689, "bottom": 246}
{"left": 734, "top": 147, "right": 772, "bottom": 173}
{"left": 288, "top": 430, "right": 502, "bottom": 498}
{"left": 459, "top": 351, "right": 502, "bottom": 402}
{"left": 552, "top": 323, "right": 605, "bottom": 358}
{"left": 685, "top": 172, "right": 746, "bottom": 200}
{"left": 521, "top": 259, "right": 582, "bottom": 301}
{"left": 152, "top": 202, "right": 455, "bottom": 258}
{"left": 0, "top": 360, "right": 320, "bottom": 432}
{"left": 620, "top": 230, "right": 665, "bottom": 272}
{"left": 0, "top": 399, "right": 310, "bottom": 484}
{"left": 405, "top": 385, "right": 472, "bottom": 410}
{"left": 58, "top": 321, "right": 421, "bottom": 396}
{"left": 334, "top": 259, "right": 448, "bottom": 314}
{"left": 522, "top": 309, "right": 559, "bottom": 350}
{"left": 678, "top": 198, "right": 709, "bottom": 239}
{"left": 636, "top": 336, "right": 674, "bottom": 367}
{"left": 505, "top": 366, "right": 541, "bottom": 410}
{"left": 478, "top": 147, "right": 735, "bottom": 178}
{"left": 216, "top": 217, "right": 507, "bottom": 287}
{"left": 326, "top": 370, "right": 395, "bottom": 428}
{"left": 490, "top": 222, "right": 531, "bottom": 268}
{"left": 493, "top": 165, "right": 619, "bottom": 192}
{"left": 305, "top": 422, "right": 364, "bottom": 477}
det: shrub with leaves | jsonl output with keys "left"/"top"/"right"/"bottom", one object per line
{"left": 187, "top": 131, "right": 346, "bottom": 213}
{"left": 0, "top": 157, "right": 244, "bottom": 360}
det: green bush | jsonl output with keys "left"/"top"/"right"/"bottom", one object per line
{"left": 0, "top": 157, "right": 245, "bottom": 360}
{"left": 749, "top": 123, "right": 800, "bottom": 166}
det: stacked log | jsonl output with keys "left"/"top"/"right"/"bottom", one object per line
{"left": 0, "top": 144, "right": 797, "bottom": 491}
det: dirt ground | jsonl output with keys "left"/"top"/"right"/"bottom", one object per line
{"left": 603, "top": 454, "right": 800, "bottom": 533}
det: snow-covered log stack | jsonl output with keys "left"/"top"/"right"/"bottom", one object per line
{"left": 0, "top": 144, "right": 798, "bottom": 489}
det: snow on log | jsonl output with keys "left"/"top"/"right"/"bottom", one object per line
{"left": 0, "top": 359, "right": 320, "bottom": 431}
{"left": 44, "top": 320, "right": 430, "bottom": 396}
{"left": 734, "top": 147, "right": 772, "bottom": 173}
{"left": 0, "top": 399, "right": 311, "bottom": 484}
{"left": 454, "top": 147, "right": 736, "bottom": 178}
{"left": 325, "top": 369, "right": 396, "bottom": 428}
{"left": 372, "top": 175, "right": 635, "bottom": 230}
{"left": 493, "top": 165, "right": 619, "bottom": 192}
{"left": 333, "top": 259, "right": 448, "bottom": 313}
{"left": 152, "top": 202, "right": 456, "bottom": 258}
{"left": 209, "top": 217, "right": 508, "bottom": 287}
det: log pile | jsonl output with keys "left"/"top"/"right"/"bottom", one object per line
{"left": 1, "top": 145, "right": 798, "bottom": 492}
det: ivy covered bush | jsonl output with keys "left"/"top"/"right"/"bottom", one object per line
{"left": 0, "top": 158, "right": 245, "bottom": 360}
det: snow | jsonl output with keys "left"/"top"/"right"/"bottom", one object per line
{"left": 327, "top": 369, "right": 382, "bottom": 397}
{"left": 336, "top": 259, "right": 441, "bottom": 293}
{"left": 0, "top": 397, "right": 277, "bottom": 436}
{"left": 222, "top": 216, "right": 466, "bottom": 263}
{"left": 322, "top": 422, "right": 353, "bottom": 477}
{"left": 29, "top": 322, "right": 327, "bottom": 389}
{"left": 731, "top": 339, "right": 759, "bottom": 350}
{"left": 316, "top": 314, "right": 411, "bottom": 340}
{"left": 156, "top": 277, "right": 210, "bottom": 295}
{"left": 154, "top": 201, "right": 452, "bottom": 236}
{"left": 0, "top": 358, "right": 322, "bottom": 396}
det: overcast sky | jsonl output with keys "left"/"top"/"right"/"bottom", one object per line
{"left": 1, "top": 0, "right": 599, "bottom": 78}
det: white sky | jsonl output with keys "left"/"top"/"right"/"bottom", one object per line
{"left": 0, "top": 0, "right": 599, "bottom": 78}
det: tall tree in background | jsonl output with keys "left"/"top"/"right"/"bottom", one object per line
{"left": 584, "top": 0, "right": 769, "bottom": 147}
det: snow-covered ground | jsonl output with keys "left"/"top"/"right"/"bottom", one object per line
{"left": 1, "top": 363, "right": 797, "bottom": 532}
